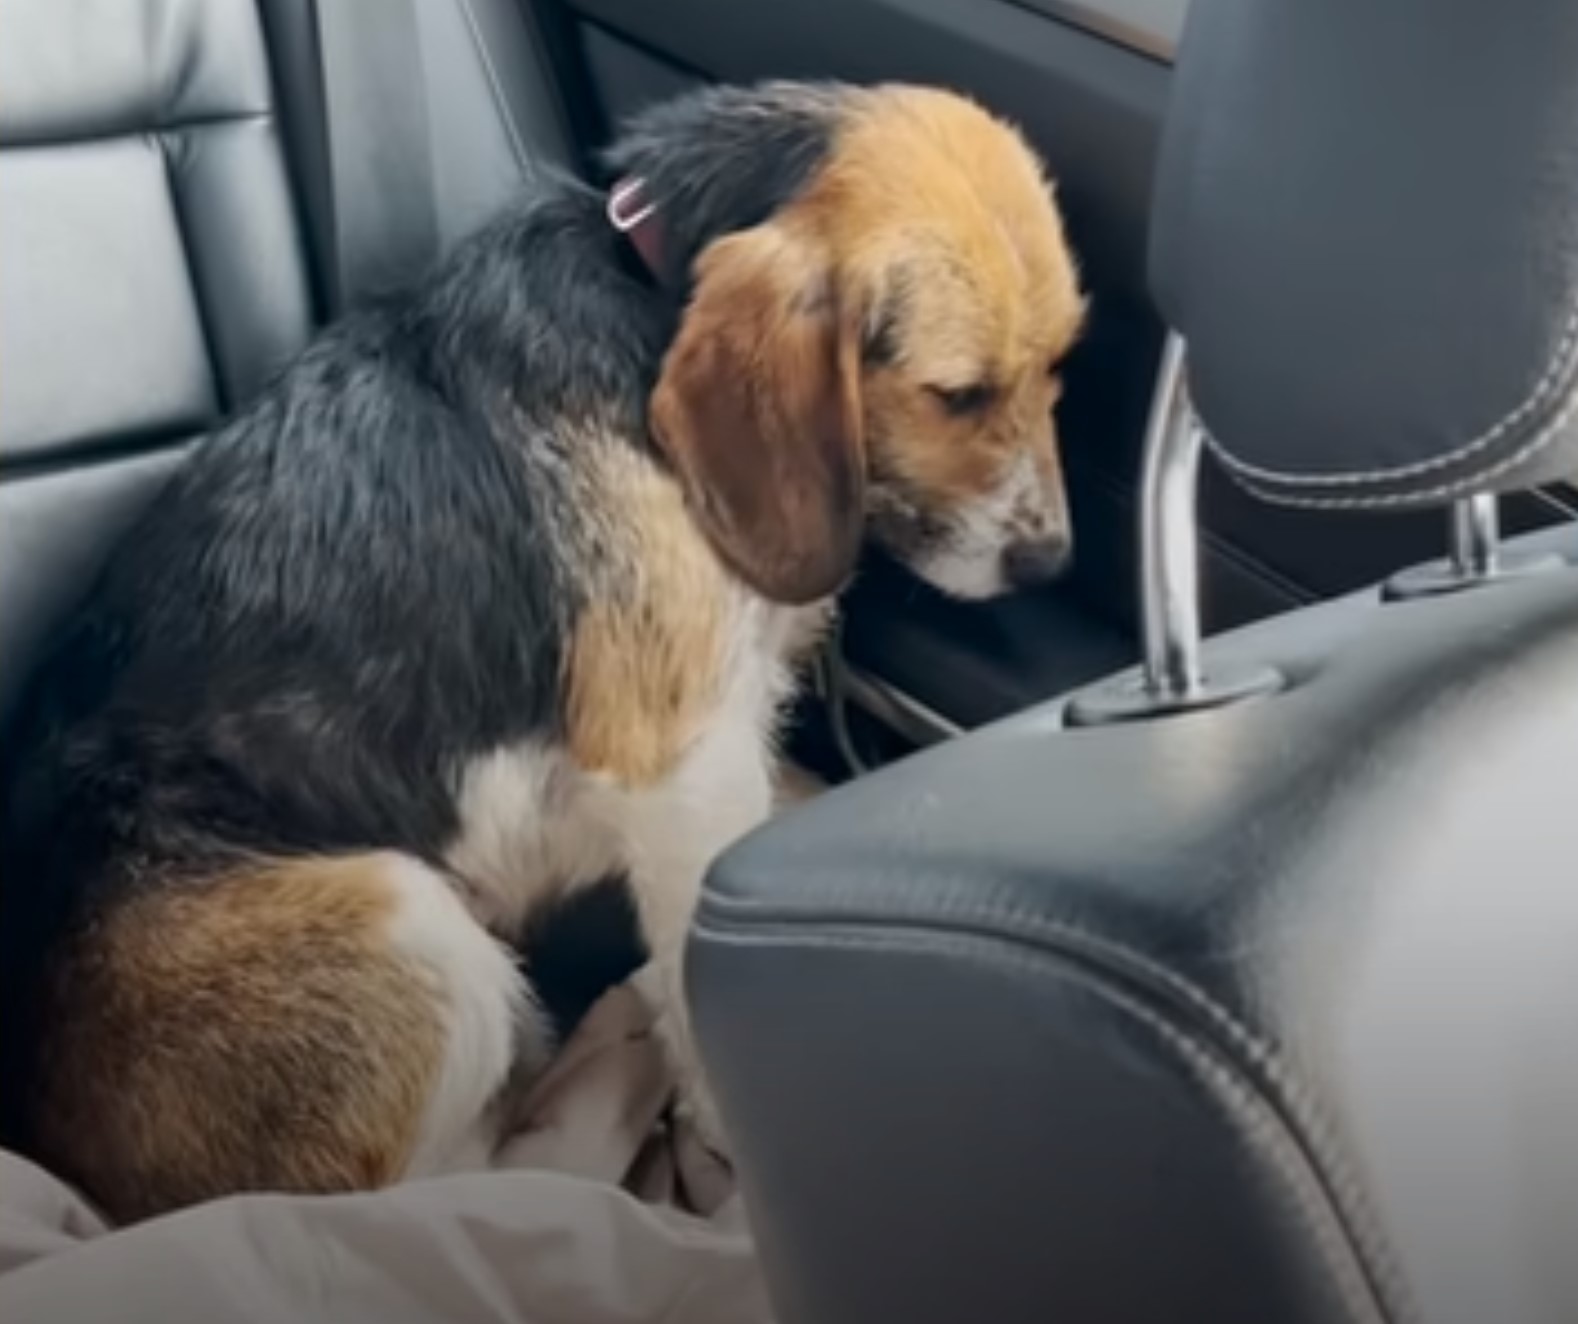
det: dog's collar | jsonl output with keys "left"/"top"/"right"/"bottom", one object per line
{"left": 607, "top": 176, "right": 666, "bottom": 283}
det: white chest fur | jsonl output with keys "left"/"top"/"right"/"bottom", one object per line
{"left": 441, "top": 598, "right": 823, "bottom": 943}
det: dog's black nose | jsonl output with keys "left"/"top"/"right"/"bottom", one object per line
{"left": 1003, "top": 536, "right": 1072, "bottom": 589}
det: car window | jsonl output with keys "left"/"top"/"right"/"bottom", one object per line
{"left": 1007, "top": 0, "right": 1187, "bottom": 61}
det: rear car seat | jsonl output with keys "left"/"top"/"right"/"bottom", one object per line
{"left": 0, "top": 0, "right": 573, "bottom": 728}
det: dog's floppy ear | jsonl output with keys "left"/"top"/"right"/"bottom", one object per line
{"left": 650, "top": 222, "right": 865, "bottom": 605}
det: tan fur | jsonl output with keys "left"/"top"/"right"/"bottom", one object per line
{"left": 650, "top": 221, "right": 867, "bottom": 606}
{"left": 823, "top": 87, "right": 1085, "bottom": 509}
{"left": 564, "top": 444, "right": 731, "bottom": 787}
{"left": 33, "top": 854, "right": 448, "bottom": 1224}
{"left": 650, "top": 85, "right": 1085, "bottom": 604}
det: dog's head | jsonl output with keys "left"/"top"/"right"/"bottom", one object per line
{"left": 641, "top": 84, "right": 1085, "bottom": 605}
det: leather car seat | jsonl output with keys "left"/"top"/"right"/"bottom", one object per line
{"left": 0, "top": 0, "right": 574, "bottom": 727}
{"left": 689, "top": 1, "right": 1578, "bottom": 1322}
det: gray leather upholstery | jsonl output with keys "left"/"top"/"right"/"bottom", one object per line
{"left": 0, "top": 0, "right": 570, "bottom": 723}
{"left": 695, "top": 530, "right": 1578, "bottom": 1324}
{"left": 0, "top": 0, "right": 313, "bottom": 458}
{"left": 1151, "top": 0, "right": 1578, "bottom": 508}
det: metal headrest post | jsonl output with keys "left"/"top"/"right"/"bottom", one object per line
{"left": 1450, "top": 494, "right": 1500, "bottom": 580}
{"left": 1383, "top": 493, "right": 1562, "bottom": 601}
{"left": 1137, "top": 333, "right": 1206, "bottom": 699}
{"left": 1066, "top": 335, "right": 1282, "bottom": 727}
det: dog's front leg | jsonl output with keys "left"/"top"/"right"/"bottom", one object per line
{"left": 619, "top": 719, "right": 777, "bottom": 1156}
{"left": 634, "top": 901, "right": 729, "bottom": 1157}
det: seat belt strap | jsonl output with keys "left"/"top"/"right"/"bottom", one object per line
{"left": 311, "top": 0, "right": 440, "bottom": 312}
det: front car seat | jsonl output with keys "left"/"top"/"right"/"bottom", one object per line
{"left": 688, "top": 0, "right": 1578, "bottom": 1321}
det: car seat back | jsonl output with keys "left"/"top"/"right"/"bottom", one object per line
{"left": 0, "top": 0, "right": 572, "bottom": 723}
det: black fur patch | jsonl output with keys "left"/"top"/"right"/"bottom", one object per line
{"left": 861, "top": 264, "right": 914, "bottom": 366}
{"left": 518, "top": 875, "right": 649, "bottom": 1043}
{"left": 602, "top": 81, "right": 843, "bottom": 286}
{"left": 862, "top": 297, "right": 903, "bottom": 366}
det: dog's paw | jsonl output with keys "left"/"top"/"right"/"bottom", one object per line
{"left": 668, "top": 1088, "right": 737, "bottom": 1216}
{"left": 625, "top": 961, "right": 733, "bottom": 1166}
{"left": 672, "top": 1081, "right": 730, "bottom": 1162}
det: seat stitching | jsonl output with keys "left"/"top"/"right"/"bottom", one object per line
{"left": 153, "top": 130, "right": 227, "bottom": 411}
{"left": 695, "top": 919, "right": 1412, "bottom": 1322}
{"left": 1213, "top": 369, "right": 1578, "bottom": 509}
{"left": 1, "top": 110, "right": 272, "bottom": 154}
{"left": 698, "top": 887, "right": 1410, "bottom": 1309}
{"left": 0, "top": 435, "right": 194, "bottom": 483}
{"left": 1197, "top": 296, "right": 1578, "bottom": 488}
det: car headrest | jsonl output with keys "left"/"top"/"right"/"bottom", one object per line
{"left": 1150, "top": 0, "right": 1578, "bottom": 509}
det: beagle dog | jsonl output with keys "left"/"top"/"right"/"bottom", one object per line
{"left": 0, "top": 81, "right": 1085, "bottom": 1223}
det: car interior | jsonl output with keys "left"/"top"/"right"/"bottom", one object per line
{"left": 4, "top": 0, "right": 1577, "bottom": 1320}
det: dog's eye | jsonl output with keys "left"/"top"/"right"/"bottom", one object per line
{"left": 928, "top": 383, "right": 996, "bottom": 416}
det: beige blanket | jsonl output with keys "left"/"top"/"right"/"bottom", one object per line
{"left": 0, "top": 978, "right": 773, "bottom": 1323}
